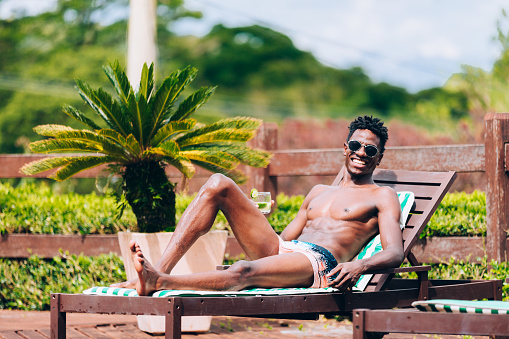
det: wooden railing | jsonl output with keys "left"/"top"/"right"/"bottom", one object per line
{"left": 2, "top": 113, "right": 509, "bottom": 262}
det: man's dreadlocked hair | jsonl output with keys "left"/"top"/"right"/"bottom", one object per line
{"left": 347, "top": 115, "right": 389, "bottom": 154}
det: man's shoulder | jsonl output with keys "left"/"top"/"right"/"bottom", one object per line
{"left": 309, "top": 184, "right": 330, "bottom": 194}
{"left": 373, "top": 185, "right": 400, "bottom": 206}
{"left": 373, "top": 184, "right": 397, "bottom": 196}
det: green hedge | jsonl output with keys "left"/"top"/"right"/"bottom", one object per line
{"left": 400, "top": 257, "right": 509, "bottom": 301}
{"left": 0, "top": 182, "right": 135, "bottom": 234}
{"left": 0, "top": 253, "right": 125, "bottom": 310}
{"left": 0, "top": 182, "right": 230, "bottom": 234}
{"left": 0, "top": 182, "right": 488, "bottom": 237}
{"left": 422, "top": 190, "right": 486, "bottom": 238}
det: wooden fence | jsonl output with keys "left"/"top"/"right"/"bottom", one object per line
{"left": 1, "top": 113, "right": 509, "bottom": 262}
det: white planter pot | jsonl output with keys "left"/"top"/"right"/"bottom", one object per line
{"left": 118, "top": 230, "right": 228, "bottom": 334}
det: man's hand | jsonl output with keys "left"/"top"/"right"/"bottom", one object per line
{"left": 326, "top": 261, "right": 365, "bottom": 291}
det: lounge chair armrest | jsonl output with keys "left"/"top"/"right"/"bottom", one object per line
{"left": 216, "top": 265, "right": 431, "bottom": 274}
{"left": 364, "top": 265, "right": 431, "bottom": 275}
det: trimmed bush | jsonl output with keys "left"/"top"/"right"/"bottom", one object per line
{"left": 400, "top": 256, "right": 509, "bottom": 301}
{"left": 0, "top": 182, "right": 135, "bottom": 234}
{"left": 0, "top": 253, "right": 125, "bottom": 310}
{"left": 423, "top": 190, "right": 486, "bottom": 238}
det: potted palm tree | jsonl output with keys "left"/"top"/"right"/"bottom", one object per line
{"left": 21, "top": 60, "right": 271, "bottom": 233}
{"left": 21, "top": 60, "right": 271, "bottom": 333}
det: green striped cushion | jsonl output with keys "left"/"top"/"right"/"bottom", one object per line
{"left": 354, "top": 191, "right": 414, "bottom": 291}
{"left": 83, "top": 286, "right": 339, "bottom": 297}
{"left": 412, "top": 299, "right": 509, "bottom": 314}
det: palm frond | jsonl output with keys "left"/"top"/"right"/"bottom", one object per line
{"left": 170, "top": 87, "right": 216, "bottom": 122}
{"left": 138, "top": 62, "right": 154, "bottom": 101}
{"left": 62, "top": 105, "right": 102, "bottom": 130}
{"left": 177, "top": 129, "right": 256, "bottom": 147}
{"left": 29, "top": 139, "right": 102, "bottom": 153}
{"left": 98, "top": 129, "right": 141, "bottom": 157}
{"left": 190, "top": 160, "right": 248, "bottom": 184}
{"left": 103, "top": 60, "right": 133, "bottom": 106}
{"left": 149, "top": 66, "right": 198, "bottom": 130}
{"left": 33, "top": 124, "right": 75, "bottom": 137}
{"left": 126, "top": 89, "right": 146, "bottom": 146}
{"left": 52, "top": 156, "right": 122, "bottom": 181}
{"left": 126, "top": 134, "right": 142, "bottom": 155}
{"left": 184, "top": 144, "right": 272, "bottom": 168}
{"left": 32, "top": 127, "right": 131, "bottom": 159}
{"left": 180, "top": 150, "right": 238, "bottom": 170}
{"left": 162, "top": 156, "right": 195, "bottom": 179}
{"left": 151, "top": 119, "right": 196, "bottom": 146}
{"left": 76, "top": 79, "right": 132, "bottom": 136}
{"left": 20, "top": 156, "right": 77, "bottom": 175}
{"left": 177, "top": 117, "right": 262, "bottom": 142}
{"left": 144, "top": 144, "right": 196, "bottom": 179}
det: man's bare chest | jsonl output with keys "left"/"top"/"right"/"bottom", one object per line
{"left": 306, "top": 187, "right": 379, "bottom": 222}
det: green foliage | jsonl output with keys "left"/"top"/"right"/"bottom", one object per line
{"left": 0, "top": 182, "right": 231, "bottom": 235}
{"left": 0, "top": 253, "right": 125, "bottom": 310}
{"left": 0, "top": 181, "right": 134, "bottom": 235}
{"left": 423, "top": 190, "right": 486, "bottom": 238}
{"left": 400, "top": 256, "right": 509, "bottom": 300}
{"left": 267, "top": 193, "right": 305, "bottom": 233}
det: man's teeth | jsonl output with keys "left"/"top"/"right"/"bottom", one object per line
{"left": 352, "top": 159, "right": 365, "bottom": 165}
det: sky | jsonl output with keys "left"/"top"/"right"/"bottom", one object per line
{"left": 1, "top": 0, "right": 508, "bottom": 93}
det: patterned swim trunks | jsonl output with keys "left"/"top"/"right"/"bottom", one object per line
{"left": 278, "top": 238, "right": 339, "bottom": 288}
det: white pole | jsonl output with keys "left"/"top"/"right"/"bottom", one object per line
{"left": 127, "top": 0, "right": 157, "bottom": 88}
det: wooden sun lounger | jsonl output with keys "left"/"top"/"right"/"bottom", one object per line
{"left": 50, "top": 169, "right": 503, "bottom": 339}
{"left": 352, "top": 308, "right": 509, "bottom": 338}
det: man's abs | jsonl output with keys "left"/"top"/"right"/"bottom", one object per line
{"left": 296, "top": 218, "right": 378, "bottom": 263}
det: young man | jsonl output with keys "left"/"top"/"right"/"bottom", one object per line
{"left": 113, "top": 115, "right": 404, "bottom": 296}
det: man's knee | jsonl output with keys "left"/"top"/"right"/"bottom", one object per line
{"left": 201, "top": 173, "right": 236, "bottom": 199}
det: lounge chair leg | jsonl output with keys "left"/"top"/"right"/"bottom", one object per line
{"left": 165, "top": 298, "right": 182, "bottom": 339}
{"left": 50, "top": 293, "right": 66, "bottom": 339}
{"left": 353, "top": 309, "right": 385, "bottom": 339}
{"left": 417, "top": 270, "right": 429, "bottom": 300}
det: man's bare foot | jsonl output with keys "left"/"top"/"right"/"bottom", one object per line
{"left": 130, "top": 241, "right": 163, "bottom": 296}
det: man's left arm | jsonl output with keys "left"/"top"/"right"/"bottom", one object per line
{"left": 326, "top": 187, "right": 404, "bottom": 290}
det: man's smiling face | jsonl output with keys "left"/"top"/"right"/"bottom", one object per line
{"left": 343, "top": 129, "right": 383, "bottom": 177}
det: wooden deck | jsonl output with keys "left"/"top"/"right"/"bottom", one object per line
{"left": 0, "top": 315, "right": 356, "bottom": 338}
{"left": 0, "top": 311, "right": 491, "bottom": 338}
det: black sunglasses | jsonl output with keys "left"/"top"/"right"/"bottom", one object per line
{"left": 347, "top": 140, "right": 380, "bottom": 158}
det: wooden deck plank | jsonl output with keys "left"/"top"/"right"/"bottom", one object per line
{"left": 65, "top": 328, "right": 92, "bottom": 339}
{"left": 114, "top": 324, "right": 156, "bottom": 338}
{"left": 95, "top": 325, "right": 136, "bottom": 339}
{"left": 0, "top": 331, "right": 23, "bottom": 339}
{"left": 75, "top": 327, "right": 114, "bottom": 339}
{"left": 35, "top": 330, "right": 49, "bottom": 339}
{"left": 15, "top": 330, "right": 48, "bottom": 339}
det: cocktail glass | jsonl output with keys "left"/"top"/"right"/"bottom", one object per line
{"left": 253, "top": 192, "right": 271, "bottom": 214}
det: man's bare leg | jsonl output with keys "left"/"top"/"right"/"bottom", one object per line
{"left": 131, "top": 240, "right": 315, "bottom": 295}
{"left": 112, "top": 174, "right": 280, "bottom": 288}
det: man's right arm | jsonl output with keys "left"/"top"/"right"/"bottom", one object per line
{"left": 280, "top": 185, "right": 327, "bottom": 241}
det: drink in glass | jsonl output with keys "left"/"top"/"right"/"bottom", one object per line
{"left": 252, "top": 191, "right": 271, "bottom": 214}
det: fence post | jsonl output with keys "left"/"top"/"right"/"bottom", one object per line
{"left": 245, "top": 123, "right": 278, "bottom": 196}
{"left": 484, "top": 113, "right": 509, "bottom": 262}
